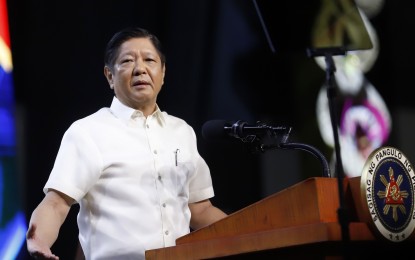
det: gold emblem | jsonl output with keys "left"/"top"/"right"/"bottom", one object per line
{"left": 377, "top": 167, "right": 409, "bottom": 222}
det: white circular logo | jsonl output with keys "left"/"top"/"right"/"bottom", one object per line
{"left": 360, "top": 146, "right": 415, "bottom": 242}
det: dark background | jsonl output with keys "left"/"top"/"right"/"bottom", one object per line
{"left": 7, "top": 0, "right": 415, "bottom": 259}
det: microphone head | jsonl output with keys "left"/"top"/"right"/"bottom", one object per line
{"left": 202, "top": 120, "right": 230, "bottom": 140}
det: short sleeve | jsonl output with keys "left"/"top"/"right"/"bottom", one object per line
{"left": 43, "top": 122, "right": 103, "bottom": 201}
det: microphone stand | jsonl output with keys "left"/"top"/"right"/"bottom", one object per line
{"left": 308, "top": 47, "right": 350, "bottom": 253}
{"left": 245, "top": 126, "right": 331, "bottom": 178}
{"left": 259, "top": 141, "right": 331, "bottom": 178}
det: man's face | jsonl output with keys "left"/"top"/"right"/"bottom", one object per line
{"left": 105, "top": 37, "right": 165, "bottom": 110}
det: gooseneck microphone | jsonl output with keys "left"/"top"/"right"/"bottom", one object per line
{"left": 202, "top": 119, "right": 290, "bottom": 140}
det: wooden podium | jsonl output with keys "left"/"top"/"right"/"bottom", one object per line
{"left": 145, "top": 177, "right": 414, "bottom": 259}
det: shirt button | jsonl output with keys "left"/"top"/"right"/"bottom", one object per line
{"left": 158, "top": 175, "right": 162, "bottom": 180}
{"left": 162, "top": 203, "right": 166, "bottom": 207}
{"left": 153, "top": 150, "right": 157, "bottom": 154}
{"left": 146, "top": 124, "right": 149, "bottom": 128}
{"left": 165, "top": 230, "right": 169, "bottom": 235}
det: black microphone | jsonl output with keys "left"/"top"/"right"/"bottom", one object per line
{"left": 202, "top": 119, "right": 290, "bottom": 140}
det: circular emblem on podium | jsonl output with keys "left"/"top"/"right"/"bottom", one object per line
{"left": 360, "top": 146, "right": 415, "bottom": 242}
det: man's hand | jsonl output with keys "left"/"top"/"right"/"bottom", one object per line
{"left": 26, "top": 223, "right": 59, "bottom": 259}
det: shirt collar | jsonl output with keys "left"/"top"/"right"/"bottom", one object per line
{"left": 109, "top": 96, "right": 166, "bottom": 126}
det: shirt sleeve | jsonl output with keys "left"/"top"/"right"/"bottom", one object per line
{"left": 43, "top": 121, "right": 103, "bottom": 202}
{"left": 187, "top": 125, "right": 215, "bottom": 203}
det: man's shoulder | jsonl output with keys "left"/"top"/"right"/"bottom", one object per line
{"left": 162, "top": 112, "right": 189, "bottom": 127}
{"left": 70, "top": 107, "right": 111, "bottom": 129}
{"left": 81, "top": 107, "right": 111, "bottom": 120}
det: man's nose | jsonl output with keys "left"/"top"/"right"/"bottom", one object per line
{"left": 133, "top": 60, "right": 146, "bottom": 74}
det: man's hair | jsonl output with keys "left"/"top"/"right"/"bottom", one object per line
{"left": 104, "top": 27, "right": 166, "bottom": 69}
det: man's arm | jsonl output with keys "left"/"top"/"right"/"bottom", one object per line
{"left": 189, "top": 199, "right": 227, "bottom": 230}
{"left": 26, "top": 189, "right": 74, "bottom": 260}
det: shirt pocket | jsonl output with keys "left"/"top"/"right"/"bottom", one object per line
{"left": 171, "top": 148, "right": 194, "bottom": 196}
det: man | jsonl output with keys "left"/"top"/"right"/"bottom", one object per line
{"left": 26, "top": 27, "right": 227, "bottom": 260}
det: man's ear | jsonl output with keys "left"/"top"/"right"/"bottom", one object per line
{"left": 161, "top": 65, "right": 166, "bottom": 85}
{"left": 104, "top": 66, "right": 114, "bottom": 89}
